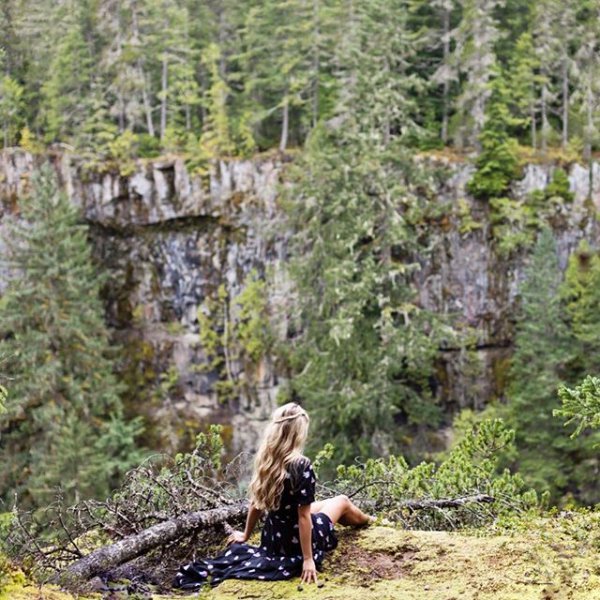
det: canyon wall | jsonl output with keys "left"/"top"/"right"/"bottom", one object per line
{"left": 1, "top": 149, "right": 599, "bottom": 454}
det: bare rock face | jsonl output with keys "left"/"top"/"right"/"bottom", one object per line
{"left": 1, "top": 149, "right": 599, "bottom": 454}
{"left": 0, "top": 149, "right": 289, "bottom": 455}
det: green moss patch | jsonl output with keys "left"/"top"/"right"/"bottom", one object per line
{"left": 169, "top": 525, "right": 600, "bottom": 600}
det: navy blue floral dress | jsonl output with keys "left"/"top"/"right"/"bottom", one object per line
{"left": 173, "top": 458, "right": 338, "bottom": 590}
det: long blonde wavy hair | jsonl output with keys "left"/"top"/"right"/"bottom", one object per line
{"left": 248, "top": 402, "right": 310, "bottom": 511}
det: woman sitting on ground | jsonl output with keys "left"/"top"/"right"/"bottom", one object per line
{"left": 173, "top": 402, "right": 372, "bottom": 589}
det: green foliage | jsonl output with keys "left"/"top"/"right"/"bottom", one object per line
{"left": 0, "top": 165, "right": 145, "bottom": 511}
{"left": 454, "top": 198, "right": 484, "bottom": 235}
{"left": 546, "top": 168, "right": 574, "bottom": 202}
{"left": 0, "top": 75, "right": 24, "bottom": 148}
{"left": 196, "top": 271, "right": 273, "bottom": 404}
{"left": 5, "top": 424, "right": 238, "bottom": 580}
{"left": 556, "top": 375, "right": 600, "bottom": 438}
{"left": 0, "top": 0, "right": 597, "bottom": 158}
{"left": 489, "top": 196, "right": 539, "bottom": 256}
{"left": 488, "top": 177, "right": 570, "bottom": 257}
{"left": 285, "top": 125, "right": 444, "bottom": 465}
{"left": 562, "top": 240, "right": 600, "bottom": 372}
{"left": 467, "top": 72, "right": 521, "bottom": 199}
{"left": 198, "top": 43, "right": 236, "bottom": 160}
{"left": 503, "top": 229, "right": 600, "bottom": 503}
{"left": 505, "top": 32, "right": 539, "bottom": 144}
{"left": 333, "top": 419, "right": 538, "bottom": 529}
{"left": 40, "top": 6, "right": 94, "bottom": 142}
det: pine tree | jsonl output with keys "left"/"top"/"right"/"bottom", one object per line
{"left": 506, "top": 32, "right": 540, "bottom": 146}
{"left": 467, "top": 69, "right": 520, "bottom": 199}
{"left": 0, "top": 165, "right": 144, "bottom": 510}
{"left": 279, "top": 0, "right": 442, "bottom": 465}
{"left": 40, "top": 2, "right": 96, "bottom": 142}
{"left": 96, "top": 0, "right": 155, "bottom": 135}
{"left": 0, "top": 70, "right": 24, "bottom": 148}
{"left": 562, "top": 240, "right": 600, "bottom": 374}
{"left": 198, "top": 43, "right": 236, "bottom": 158}
{"left": 444, "top": 0, "right": 505, "bottom": 149}
{"left": 430, "top": 0, "right": 458, "bottom": 144}
{"left": 505, "top": 229, "right": 600, "bottom": 502}
{"left": 572, "top": 8, "right": 600, "bottom": 162}
{"left": 332, "top": 0, "right": 427, "bottom": 147}
{"left": 529, "top": 0, "right": 578, "bottom": 154}
{"left": 239, "top": 0, "right": 314, "bottom": 150}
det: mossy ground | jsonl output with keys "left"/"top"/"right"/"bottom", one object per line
{"left": 4, "top": 522, "right": 600, "bottom": 600}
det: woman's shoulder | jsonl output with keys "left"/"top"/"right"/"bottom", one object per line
{"left": 286, "top": 454, "right": 312, "bottom": 477}
{"left": 289, "top": 454, "right": 312, "bottom": 469}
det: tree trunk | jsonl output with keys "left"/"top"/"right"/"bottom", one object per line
{"left": 562, "top": 58, "right": 569, "bottom": 150}
{"left": 311, "top": 0, "right": 320, "bottom": 129}
{"left": 441, "top": 7, "right": 450, "bottom": 145}
{"left": 530, "top": 102, "right": 537, "bottom": 150}
{"left": 160, "top": 55, "right": 168, "bottom": 140}
{"left": 541, "top": 82, "right": 548, "bottom": 156}
{"left": 142, "top": 75, "right": 155, "bottom": 137}
{"left": 280, "top": 95, "right": 289, "bottom": 152}
{"left": 58, "top": 502, "right": 249, "bottom": 585}
{"left": 584, "top": 81, "right": 593, "bottom": 162}
{"left": 132, "top": 7, "right": 155, "bottom": 137}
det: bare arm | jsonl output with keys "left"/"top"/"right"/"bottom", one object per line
{"left": 227, "top": 503, "right": 263, "bottom": 544}
{"left": 298, "top": 504, "right": 318, "bottom": 584}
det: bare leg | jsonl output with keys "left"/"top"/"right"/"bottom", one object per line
{"left": 310, "top": 495, "right": 371, "bottom": 526}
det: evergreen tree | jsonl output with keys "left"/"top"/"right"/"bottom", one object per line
{"left": 0, "top": 70, "right": 24, "bottom": 148}
{"left": 505, "top": 229, "right": 600, "bottom": 502}
{"left": 529, "top": 0, "right": 578, "bottom": 154}
{"left": 0, "top": 165, "right": 144, "bottom": 510}
{"left": 96, "top": 0, "right": 155, "bottom": 135}
{"left": 332, "top": 0, "right": 427, "bottom": 147}
{"left": 444, "top": 0, "right": 505, "bottom": 149}
{"left": 198, "top": 43, "right": 236, "bottom": 158}
{"left": 563, "top": 240, "right": 600, "bottom": 375}
{"left": 572, "top": 9, "right": 600, "bottom": 162}
{"left": 40, "top": 2, "right": 96, "bottom": 142}
{"left": 467, "top": 69, "right": 520, "bottom": 199}
{"left": 506, "top": 32, "right": 540, "bottom": 146}
{"left": 430, "top": 0, "right": 458, "bottom": 144}
{"left": 286, "top": 136, "right": 442, "bottom": 465}
{"left": 280, "top": 1, "right": 442, "bottom": 464}
{"left": 239, "top": 0, "right": 314, "bottom": 150}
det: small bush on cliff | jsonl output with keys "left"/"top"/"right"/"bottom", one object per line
{"left": 545, "top": 168, "right": 574, "bottom": 202}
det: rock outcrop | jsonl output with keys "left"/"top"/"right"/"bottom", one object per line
{"left": 1, "top": 148, "right": 599, "bottom": 453}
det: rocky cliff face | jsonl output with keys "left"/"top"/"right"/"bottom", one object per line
{"left": 1, "top": 149, "right": 599, "bottom": 454}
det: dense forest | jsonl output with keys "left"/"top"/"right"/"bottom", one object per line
{"left": 2, "top": 0, "right": 600, "bottom": 597}
{"left": 0, "top": 0, "right": 599, "bottom": 159}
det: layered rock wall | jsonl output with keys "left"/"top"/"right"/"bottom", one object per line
{"left": 1, "top": 149, "right": 599, "bottom": 453}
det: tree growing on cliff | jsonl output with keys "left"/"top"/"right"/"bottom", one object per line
{"left": 467, "top": 69, "right": 520, "bottom": 199}
{"left": 504, "top": 229, "right": 600, "bottom": 502}
{"left": 0, "top": 165, "right": 144, "bottom": 511}
{"left": 442, "top": 0, "right": 505, "bottom": 149}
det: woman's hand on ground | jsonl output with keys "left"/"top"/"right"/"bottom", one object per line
{"left": 301, "top": 558, "right": 318, "bottom": 584}
{"left": 227, "top": 530, "right": 247, "bottom": 545}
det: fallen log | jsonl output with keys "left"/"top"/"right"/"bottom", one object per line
{"left": 58, "top": 501, "right": 248, "bottom": 585}
{"left": 57, "top": 494, "right": 495, "bottom": 585}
